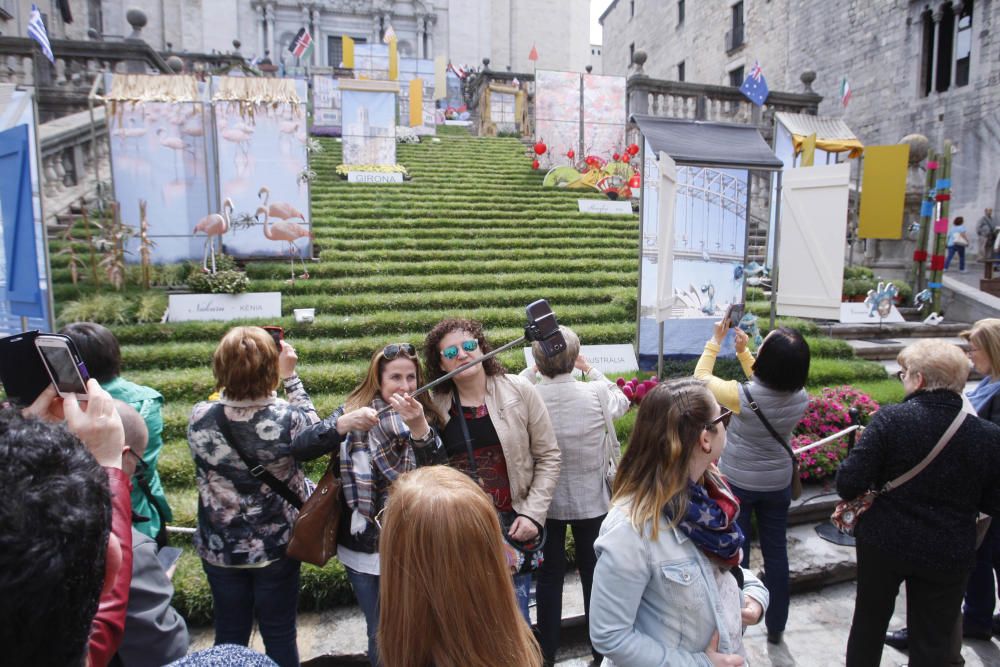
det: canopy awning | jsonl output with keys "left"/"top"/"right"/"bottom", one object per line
{"left": 631, "top": 115, "right": 783, "bottom": 171}
{"left": 775, "top": 111, "right": 864, "bottom": 158}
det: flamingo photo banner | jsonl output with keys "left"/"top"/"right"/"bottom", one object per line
{"left": 104, "top": 74, "right": 214, "bottom": 264}
{"left": 534, "top": 70, "right": 626, "bottom": 166}
{"left": 211, "top": 77, "right": 312, "bottom": 265}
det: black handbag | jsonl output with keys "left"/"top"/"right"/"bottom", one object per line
{"left": 741, "top": 383, "right": 803, "bottom": 500}
{"left": 451, "top": 394, "right": 546, "bottom": 574}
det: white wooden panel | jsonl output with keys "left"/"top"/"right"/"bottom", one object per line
{"left": 776, "top": 164, "right": 851, "bottom": 320}
{"left": 655, "top": 151, "right": 678, "bottom": 322}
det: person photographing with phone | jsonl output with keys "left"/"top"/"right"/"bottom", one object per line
{"left": 422, "top": 317, "right": 561, "bottom": 622}
{"left": 693, "top": 312, "right": 810, "bottom": 647}
{"left": 290, "top": 342, "right": 444, "bottom": 667}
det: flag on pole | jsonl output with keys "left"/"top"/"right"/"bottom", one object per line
{"left": 528, "top": 44, "right": 539, "bottom": 61}
{"left": 739, "top": 60, "right": 769, "bottom": 106}
{"left": 342, "top": 35, "right": 355, "bottom": 68}
{"left": 383, "top": 24, "right": 397, "bottom": 44}
{"left": 27, "top": 5, "right": 54, "bottom": 64}
{"left": 840, "top": 77, "right": 852, "bottom": 107}
{"left": 289, "top": 28, "right": 313, "bottom": 59}
{"left": 388, "top": 35, "right": 399, "bottom": 80}
{"left": 801, "top": 133, "right": 817, "bottom": 167}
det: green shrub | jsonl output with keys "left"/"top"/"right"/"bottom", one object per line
{"left": 844, "top": 266, "right": 874, "bottom": 281}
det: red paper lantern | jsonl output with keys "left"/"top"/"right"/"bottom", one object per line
{"left": 627, "top": 143, "right": 640, "bottom": 156}
{"left": 613, "top": 152, "right": 620, "bottom": 160}
{"left": 533, "top": 141, "right": 547, "bottom": 155}
{"left": 628, "top": 174, "right": 641, "bottom": 188}
{"left": 621, "top": 154, "right": 630, "bottom": 163}
{"left": 531, "top": 159, "right": 540, "bottom": 170}
{"left": 567, "top": 149, "right": 575, "bottom": 159}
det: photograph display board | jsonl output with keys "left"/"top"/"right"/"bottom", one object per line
{"left": 105, "top": 74, "right": 214, "bottom": 265}
{"left": 638, "top": 140, "right": 749, "bottom": 361}
{"left": 341, "top": 80, "right": 398, "bottom": 166}
{"left": 212, "top": 77, "right": 311, "bottom": 259}
{"left": 397, "top": 58, "right": 437, "bottom": 133}
{"left": 0, "top": 86, "right": 51, "bottom": 333}
{"left": 443, "top": 69, "right": 464, "bottom": 111}
{"left": 312, "top": 75, "right": 341, "bottom": 132}
{"left": 353, "top": 44, "right": 390, "bottom": 80}
{"left": 535, "top": 70, "right": 626, "bottom": 166}
{"left": 582, "top": 74, "right": 626, "bottom": 158}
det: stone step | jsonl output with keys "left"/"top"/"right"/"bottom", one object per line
{"left": 846, "top": 335, "right": 969, "bottom": 361}
{"left": 821, "top": 320, "right": 970, "bottom": 340}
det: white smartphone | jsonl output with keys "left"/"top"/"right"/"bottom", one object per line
{"left": 34, "top": 334, "right": 90, "bottom": 399}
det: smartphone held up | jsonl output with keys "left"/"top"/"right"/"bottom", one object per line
{"left": 0, "top": 331, "right": 90, "bottom": 405}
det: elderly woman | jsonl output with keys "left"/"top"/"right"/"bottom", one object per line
{"left": 188, "top": 326, "right": 325, "bottom": 667}
{"left": 838, "top": 339, "right": 1000, "bottom": 666}
{"left": 519, "top": 326, "right": 630, "bottom": 665}
{"left": 424, "top": 317, "right": 561, "bottom": 621}
{"left": 589, "top": 378, "right": 768, "bottom": 666}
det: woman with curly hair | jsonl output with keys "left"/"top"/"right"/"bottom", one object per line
{"left": 187, "top": 326, "right": 324, "bottom": 667}
{"left": 378, "top": 465, "right": 543, "bottom": 667}
{"left": 423, "top": 318, "right": 560, "bottom": 621}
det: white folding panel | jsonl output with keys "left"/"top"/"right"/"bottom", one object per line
{"left": 655, "top": 151, "right": 678, "bottom": 323}
{"left": 776, "top": 163, "right": 851, "bottom": 319}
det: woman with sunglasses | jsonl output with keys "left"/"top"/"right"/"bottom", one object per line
{"left": 590, "top": 379, "right": 767, "bottom": 666}
{"left": 290, "top": 342, "right": 443, "bottom": 666}
{"left": 693, "top": 320, "right": 810, "bottom": 647}
{"left": 423, "top": 318, "right": 561, "bottom": 622}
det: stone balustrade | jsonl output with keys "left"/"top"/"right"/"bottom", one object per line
{"left": 38, "top": 106, "right": 109, "bottom": 225}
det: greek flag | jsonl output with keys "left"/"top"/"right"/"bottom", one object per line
{"left": 27, "top": 5, "right": 54, "bottom": 64}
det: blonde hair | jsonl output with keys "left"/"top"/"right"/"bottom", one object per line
{"left": 897, "top": 339, "right": 970, "bottom": 392}
{"left": 612, "top": 378, "right": 715, "bottom": 539}
{"left": 377, "top": 466, "right": 542, "bottom": 667}
{"left": 960, "top": 318, "right": 1000, "bottom": 378}
{"left": 344, "top": 346, "right": 439, "bottom": 425}
{"left": 212, "top": 327, "right": 279, "bottom": 401}
{"left": 531, "top": 326, "right": 580, "bottom": 378}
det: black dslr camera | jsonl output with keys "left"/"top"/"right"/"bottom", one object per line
{"left": 524, "top": 299, "right": 567, "bottom": 358}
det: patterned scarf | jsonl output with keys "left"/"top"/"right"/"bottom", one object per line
{"left": 664, "top": 466, "right": 744, "bottom": 567}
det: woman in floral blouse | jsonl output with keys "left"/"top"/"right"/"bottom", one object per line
{"left": 187, "top": 326, "right": 324, "bottom": 667}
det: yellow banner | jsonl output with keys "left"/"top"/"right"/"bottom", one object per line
{"left": 389, "top": 37, "right": 398, "bottom": 80}
{"left": 342, "top": 36, "right": 355, "bottom": 68}
{"left": 858, "top": 144, "right": 910, "bottom": 239}
{"left": 434, "top": 55, "right": 446, "bottom": 100}
{"left": 801, "top": 133, "right": 816, "bottom": 167}
{"left": 410, "top": 79, "right": 423, "bottom": 127}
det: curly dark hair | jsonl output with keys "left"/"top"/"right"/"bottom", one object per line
{"left": 0, "top": 410, "right": 111, "bottom": 666}
{"left": 423, "top": 318, "right": 506, "bottom": 393}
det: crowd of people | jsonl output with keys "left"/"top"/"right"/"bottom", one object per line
{"left": 6, "top": 314, "right": 1000, "bottom": 667}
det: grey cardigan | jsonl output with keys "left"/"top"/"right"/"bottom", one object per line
{"left": 719, "top": 380, "right": 809, "bottom": 492}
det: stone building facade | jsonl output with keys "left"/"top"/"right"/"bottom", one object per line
{"left": 601, "top": 0, "right": 1000, "bottom": 252}
{"left": 2, "top": 0, "right": 590, "bottom": 74}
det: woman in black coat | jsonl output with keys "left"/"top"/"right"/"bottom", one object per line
{"left": 837, "top": 339, "right": 1000, "bottom": 667}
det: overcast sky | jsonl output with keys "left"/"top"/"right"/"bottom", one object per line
{"left": 591, "top": 0, "right": 614, "bottom": 44}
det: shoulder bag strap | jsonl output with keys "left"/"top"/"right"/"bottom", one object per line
{"left": 741, "top": 382, "right": 795, "bottom": 463}
{"left": 881, "top": 410, "right": 967, "bottom": 493}
{"left": 594, "top": 380, "right": 620, "bottom": 459}
{"left": 451, "top": 393, "right": 479, "bottom": 479}
{"left": 210, "top": 403, "right": 303, "bottom": 510}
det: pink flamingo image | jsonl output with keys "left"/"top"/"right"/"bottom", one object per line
{"left": 193, "top": 198, "right": 233, "bottom": 274}
{"left": 258, "top": 186, "right": 307, "bottom": 221}
{"left": 255, "top": 205, "right": 312, "bottom": 281}
{"left": 156, "top": 128, "right": 190, "bottom": 178}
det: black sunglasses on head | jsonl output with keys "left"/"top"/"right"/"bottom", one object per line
{"left": 706, "top": 409, "right": 733, "bottom": 430}
{"left": 382, "top": 343, "right": 417, "bottom": 360}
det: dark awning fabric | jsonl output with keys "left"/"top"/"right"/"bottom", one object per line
{"left": 631, "top": 115, "right": 783, "bottom": 171}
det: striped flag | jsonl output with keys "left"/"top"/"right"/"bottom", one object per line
{"left": 289, "top": 28, "right": 313, "bottom": 59}
{"left": 27, "top": 5, "right": 54, "bottom": 64}
{"left": 840, "top": 77, "right": 852, "bottom": 107}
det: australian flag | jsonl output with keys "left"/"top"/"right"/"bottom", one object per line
{"left": 739, "top": 61, "right": 769, "bottom": 107}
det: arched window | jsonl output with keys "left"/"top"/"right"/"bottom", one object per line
{"left": 955, "top": 2, "right": 973, "bottom": 87}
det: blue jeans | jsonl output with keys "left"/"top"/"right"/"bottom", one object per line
{"left": 202, "top": 556, "right": 301, "bottom": 667}
{"left": 963, "top": 520, "right": 1000, "bottom": 632}
{"left": 513, "top": 572, "right": 532, "bottom": 622}
{"left": 945, "top": 245, "right": 966, "bottom": 271}
{"left": 731, "top": 482, "right": 791, "bottom": 635}
{"left": 345, "top": 567, "right": 380, "bottom": 666}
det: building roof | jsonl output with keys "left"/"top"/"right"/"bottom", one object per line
{"left": 774, "top": 111, "right": 864, "bottom": 157}
{"left": 598, "top": 0, "right": 621, "bottom": 25}
{"left": 631, "top": 115, "right": 783, "bottom": 170}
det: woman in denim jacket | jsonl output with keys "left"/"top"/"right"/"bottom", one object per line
{"left": 590, "top": 378, "right": 768, "bottom": 667}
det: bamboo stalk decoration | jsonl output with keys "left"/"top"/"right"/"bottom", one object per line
{"left": 912, "top": 151, "right": 938, "bottom": 295}
{"left": 930, "top": 142, "right": 953, "bottom": 313}
{"left": 138, "top": 199, "right": 156, "bottom": 290}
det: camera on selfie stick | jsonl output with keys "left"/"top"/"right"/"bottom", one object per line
{"left": 375, "top": 299, "right": 566, "bottom": 416}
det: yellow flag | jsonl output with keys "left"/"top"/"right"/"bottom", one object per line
{"left": 410, "top": 79, "right": 423, "bottom": 127}
{"left": 434, "top": 55, "right": 447, "bottom": 100}
{"left": 858, "top": 144, "right": 910, "bottom": 239}
{"left": 801, "top": 133, "right": 817, "bottom": 167}
{"left": 342, "top": 36, "right": 355, "bottom": 68}
{"left": 389, "top": 37, "right": 398, "bottom": 80}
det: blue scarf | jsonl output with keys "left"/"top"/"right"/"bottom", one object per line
{"left": 664, "top": 468, "right": 745, "bottom": 566}
{"left": 968, "top": 376, "right": 1000, "bottom": 414}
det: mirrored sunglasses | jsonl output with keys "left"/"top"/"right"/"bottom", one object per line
{"left": 441, "top": 339, "right": 479, "bottom": 360}
{"left": 382, "top": 343, "right": 417, "bottom": 360}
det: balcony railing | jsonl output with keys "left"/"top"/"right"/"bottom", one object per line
{"left": 38, "top": 106, "right": 109, "bottom": 225}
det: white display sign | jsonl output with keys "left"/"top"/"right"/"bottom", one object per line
{"left": 347, "top": 171, "right": 404, "bottom": 183}
{"left": 168, "top": 292, "right": 282, "bottom": 322}
{"left": 838, "top": 302, "right": 905, "bottom": 324}
{"left": 522, "top": 344, "right": 638, "bottom": 374}
{"left": 578, "top": 199, "right": 633, "bottom": 215}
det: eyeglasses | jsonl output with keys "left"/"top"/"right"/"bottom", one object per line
{"left": 382, "top": 343, "right": 417, "bottom": 360}
{"left": 706, "top": 409, "right": 733, "bottom": 430}
{"left": 895, "top": 369, "right": 907, "bottom": 381}
{"left": 441, "top": 339, "right": 479, "bottom": 360}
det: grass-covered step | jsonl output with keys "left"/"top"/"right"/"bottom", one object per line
{"left": 313, "top": 246, "right": 636, "bottom": 264}
{"left": 240, "top": 257, "right": 637, "bottom": 280}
